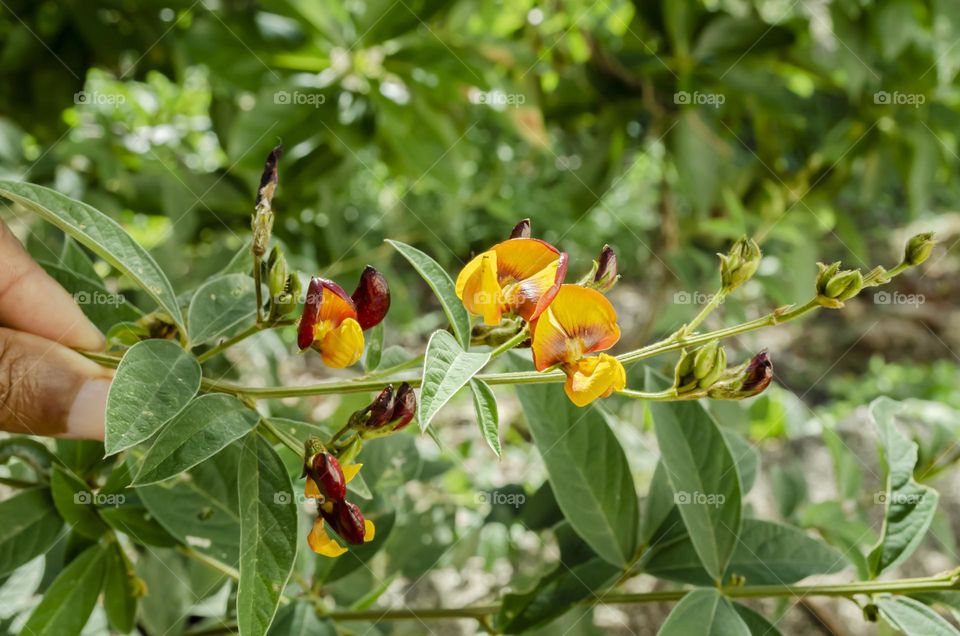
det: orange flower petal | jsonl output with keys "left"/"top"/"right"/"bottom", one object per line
{"left": 318, "top": 282, "right": 358, "bottom": 326}
{"left": 308, "top": 519, "right": 347, "bottom": 557}
{"left": 530, "top": 285, "right": 620, "bottom": 370}
{"left": 363, "top": 519, "right": 376, "bottom": 542}
{"left": 304, "top": 477, "right": 321, "bottom": 499}
{"left": 506, "top": 252, "right": 567, "bottom": 322}
{"left": 318, "top": 317, "right": 364, "bottom": 368}
{"left": 563, "top": 354, "right": 626, "bottom": 406}
{"left": 492, "top": 238, "right": 562, "bottom": 284}
{"left": 456, "top": 250, "right": 503, "bottom": 325}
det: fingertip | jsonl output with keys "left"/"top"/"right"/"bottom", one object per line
{"left": 64, "top": 377, "right": 110, "bottom": 441}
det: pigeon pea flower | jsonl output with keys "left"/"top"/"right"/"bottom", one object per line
{"left": 455, "top": 238, "right": 568, "bottom": 326}
{"left": 707, "top": 351, "right": 773, "bottom": 400}
{"left": 308, "top": 499, "right": 376, "bottom": 557}
{"left": 298, "top": 268, "right": 390, "bottom": 368}
{"left": 530, "top": 284, "right": 626, "bottom": 406}
{"left": 348, "top": 383, "right": 418, "bottom": 438}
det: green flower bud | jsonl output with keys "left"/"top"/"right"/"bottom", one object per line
{"left": 675, "top": 342, "right": 727, "bottom": 393}
{"left": 902, "top": 232, "right": 935, "bottom": 267}
{"left": 719, "top": 236, "right": 761, "bottom": 292}
{"left": 816, "top": 262, "right": 863, "bottom": 306}
{"left": 267, "top": 246, "right": 287, "bottom": 299}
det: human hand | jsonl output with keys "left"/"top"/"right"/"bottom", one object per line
{"left": 0, "top": 221, "right": 111, "bottom": 440}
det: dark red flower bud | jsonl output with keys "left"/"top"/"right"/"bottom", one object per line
{"left": 255, "top": 145, "right": 283, "bottom": 208}
{"left": 310, "top": 451, "right": 346, "bottom": 501}
{"left": 298, "top": 277, "right": 323, "bottom": 350}
{"left": 593, "top": 244, "right": 619, "bottom": 292}
{"left": 740, "top": 350, "right": 773, "bottom": 396}
{"left": 510, "top": 218, "right": 532, "bottom": 239}
{"left": 351, "top": 266, "right": 391, "bottom": 330}
{"left": 336, "top": 501, "right": 367, "bottom": 544}
{"left": 365, "top": 385, "right": 396, "bottom": 429}
{"left": 390, "top": 383, "right": 417, "bottom": 431}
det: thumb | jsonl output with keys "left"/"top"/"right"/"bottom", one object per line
{"left": 0, "top": 328, "right": 112, "bottom": 440}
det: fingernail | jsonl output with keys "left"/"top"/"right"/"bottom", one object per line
{"left": 65, "top": 378, "right": 110, "bottom": 440}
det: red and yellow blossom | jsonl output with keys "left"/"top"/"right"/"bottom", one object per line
{"left": 455, "top": 238, "right": 568, "bottom": 326}
{"left": 530, "top": 284, "right": 626, "bottom": 406}
{"left": 304, "top": 453, "right": 375, "bottom": 557}
{"left": 298, "top": 267, "right": 390, "bottom": 368}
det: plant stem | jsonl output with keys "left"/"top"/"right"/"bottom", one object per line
{"left": 487, "top": 325, "right": 530, "bottom": 359}
{"left": 196, "top": 319, "right": 297, "bottom": 363}
{"left": 260, "top": 418, "right": 303, "bottom": 456}
{"left": 253, "top": 255, "right": 264, "bottom": 324}
{"left": 676, "top": 288, "right": 726, "bottom": 337}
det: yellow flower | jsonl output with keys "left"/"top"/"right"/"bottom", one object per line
{"left": 298, "top": 278, "right": 364, "bottom": 368}
{"left": 455, "top": 238, "right": 567, "bottom": 326}
{"left": 530, "top": 284, "right": 626, "bottom": 406}
{"left": 305, "top": 462, "right": 375, "bottom": 557}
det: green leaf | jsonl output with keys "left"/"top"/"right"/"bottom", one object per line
{"left": 734, "top": 603, "right": 784, "bottom": 636}
{"left": 419, "top": 330, "right": 490, "bottom": 432}
{"left": 188, "top": 273, "right": 258, "bottom": 346}
{"left": 513, "top": 366, "right": 639, "bottom": 567}
{"left": 363, "top": 322, "right": 384, "bottom": 371}
{"left": 55, "top": 439, "right": 105, "bottom": 476}
{"left": 20, "top": 543, "right": 108, "bottom": 636}
{"left": 138, "top": 444, "right": 242, "bottom": 564}
{"left": 644, "top": 519, "right": 845, "bottom": 585}
{"left": 0, "top": 436, "right": 55, "bottom": 475}
{"left": 649, "top": 380, "right": 742, "bottom": 582}
{"left": 868, "top": 398, "right": 939, "bottom": 578}
{"left": 50, "top": 465, "right": 109, "bottom": 539}
{"left": 60, "top": 236, "right": 101, "bottom": 281}
{"left": 386, "top": 240, "right": 472, "bottom": 349}
{"left": 497, "top": 523, "right": 621, "bottom": 634}
{"left": 658, "top": 589, "right": 750, "bottom": 636}
{"left": 99, "top": 506, "right": 179, "bottom": 547}
{"left": 0, "top": 181, "right": 185, "bottom": 332}
{"left": 876, "top": 594, "right": 960, "bottom": 636}
{"left": 720, "top": 428, "right": 759, "bottom": 494}
{"left": 0, "top": 488, "right": 63, "bottom": 577}
{"left": 470, "top": 378, "right": 500, "bottom": 457}
{"left": 105, "top": 339, "right": 202, "bottom": 455}
{"left": 237, "top": 433, "right": 298, "bottom": 636}
{"left": 134, "top": 394, "right": 260, "bottom": 485}
{"left": 104, "top": 542, "right": 137, "bottom": 634}
{"left": 268, "top": 602, "right": 336, "bottom": 635}
{"left": 39, "top": 260, "right": 142, "bottom": 331}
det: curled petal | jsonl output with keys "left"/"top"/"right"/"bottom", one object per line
{"left": 563, "top": 354, "right": 626, "bottom": 407}
{"left": 318, "top": 318, "right": 364, "bottom": 368}
{"left": 298, "top": 277, "right": 323, "bottom": 350}
{"left": 304, "top": 477, "right": 321, "bottom": 499}
{"left": 456, "top": 250, "right": 503, "bottom": 325}
{"left": 530, "top": 285, "right": 620, "bottom": 371}
{"left": 364, "top": 519, "right": 376, "bottom": 542}
{"left": 509, "top": 218, "right": 531, "bottom": 239}
{"left": 308, "top": 518, "right": 347, "bottom": 557}
{"left": 508, "top": 252, "right": 567, "bottom": 322}
{"left": 492, "top": 238, "right": 561, "bottom": 285}
{"left": 342, "top": 463, "right": 362, "bottom": 484}
{"left": 351, "top": 266, "right": 391, "bottom": 330}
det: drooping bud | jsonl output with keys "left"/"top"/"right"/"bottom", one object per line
{"left": 351, "top": 266, "right": 391, "bottom": 330}
{"left": 365, "top": 385, "right": 396, "bottom": 430}
{"left": 251, "top": 145, "right": 282, "bottom": 257}
{"left": 707, "top": 351, "right": 773, "bottom": 400}
{"left": 391, "top": 383, "right": 417, "bottom": 431}
{"left": 335, "top": 501, "right": 367, "bottom": 545}
{"left": 816, "top": 262, "right": 863, "bottom": 306}
{"left": 902, "top": 232, "right": 935, "bottom": 267}
{"left": 719, "top": 236, "right": 762, "bottom": 292}
{"left": 309, "top": 451, "right": 347, "bottom": 502}
{"left": 297, "top": 277, "right": 323, "bottom": 350}
{"left": 510, "top": 218, "right": 531, "bottom": 239}
{"left": 592, "top": 245, "right": 619, "bottom": 292}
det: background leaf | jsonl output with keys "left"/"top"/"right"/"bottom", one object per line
{"left": 876, "top": 594, "right": 960, "bottom": 636}
{"left": 470, "top": 378, "right": 501, "bottom": 457}
{"left": 105, "top": 339, "right": 202, "bottom": 455}
{"left": 20, "top": 543, "right": 108, "bottom": 636}
{"left": 657, "top": 588, "right": 750, "bottom": 636}
{"left": 104, "top": 542, "right": 138, "bottom": 634}
{"left": 0, "top": 488, "right": 63, "bottom": 577}
{"left": 188, "top": 273, "right": 258, "bottom": 346}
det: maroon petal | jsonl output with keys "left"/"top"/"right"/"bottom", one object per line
{"left": 336, "top": 501, "right": 367, "bottom": 545}
{"left": 310, "top": 452, "right": 346, "bottom": 501}
{"left": 510, "top": 218, "right": 532, "bottom": 239}
{"left": 351, "top": 266, "right": 391, "bottom": 330}
{"left": 298, "top": 277, "right": 323, "bottom": 350}
{"left": 390, "top": 383, "right": 417, "bottom": 431}
{"left": 365, "top": 385, "right": 396, "bottom": 429}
